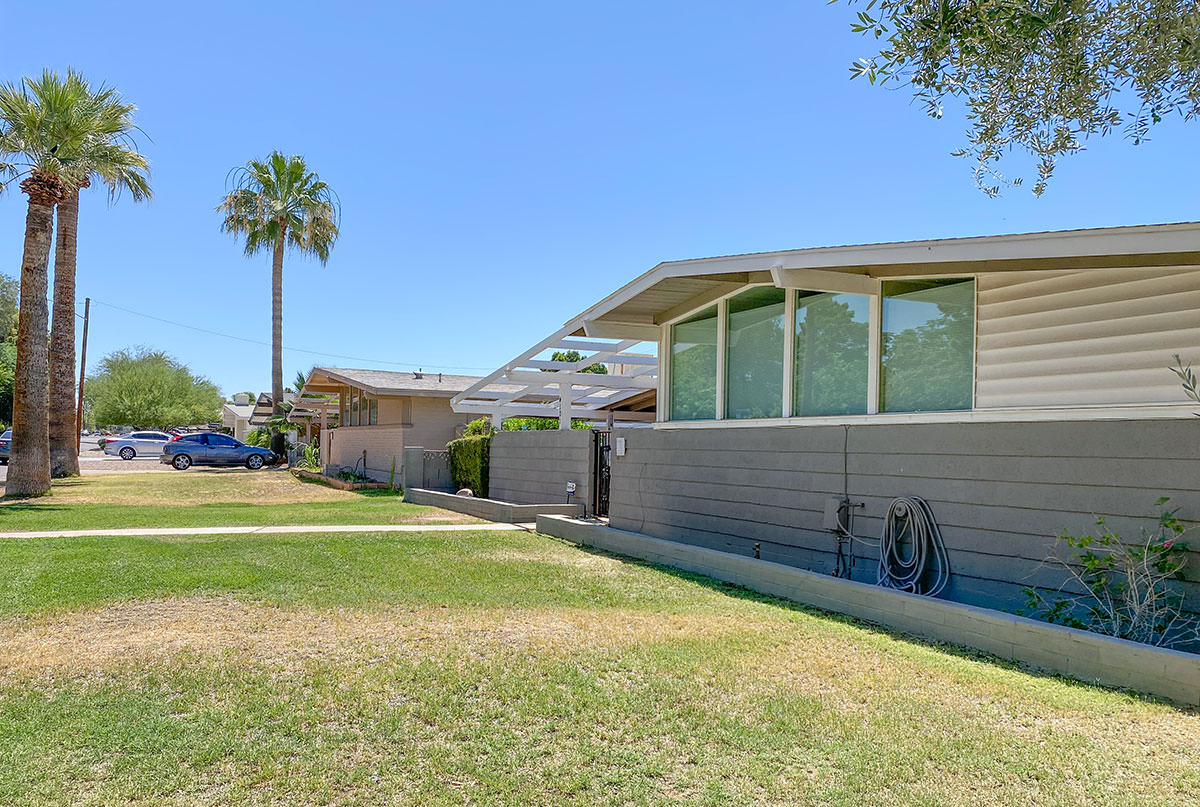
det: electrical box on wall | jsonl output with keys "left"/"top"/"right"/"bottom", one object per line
{"left": 614, "top": 437, "right": 626, "bottom": 457}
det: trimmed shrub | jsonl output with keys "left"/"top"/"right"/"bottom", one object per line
{"left": 447, "top": 433, "right": 491, "bottom": 497}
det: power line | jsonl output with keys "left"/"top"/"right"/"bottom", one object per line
{"left": 85, "top": 298, "right": 498, "bottom": 372}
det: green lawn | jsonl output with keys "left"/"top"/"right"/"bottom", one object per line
{"left": 0, "top": 526, "right": 1196, "bottom": 806}
{"left": 0, "top": 471, "right": 478, "bottom": 531}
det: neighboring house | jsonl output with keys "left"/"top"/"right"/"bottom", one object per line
{"left": 248, "top": 391, "right": 297, "bottom": 429}
{"left": 299, "top": 367, "right": 482, "bottom": 481}
{"left": 220, "top": 393, "right": 254, "bottom": 441}
{"left": 455, "top": 222, "right": 1200, "bottom": 628}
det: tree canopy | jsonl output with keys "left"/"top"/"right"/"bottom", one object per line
{"left": 85, "top": 347, "right": 223, "bottom": 429}
{"left": 843, "top": 1, "right": 1200, "bottom": 194}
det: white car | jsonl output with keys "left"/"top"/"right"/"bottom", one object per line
{"left": 103, "top": 430, "right": 175, "bottom": 460}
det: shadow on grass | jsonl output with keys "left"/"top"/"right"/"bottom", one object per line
{"left": 545, "top": 535, "right": 1199, "bottom": 712}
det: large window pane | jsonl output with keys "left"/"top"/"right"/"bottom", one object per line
{"left": 881, "top": 278, "right": 975, "bottom": 412}
{"left": 794, "top": 291, "right": 870, "bottom": 416}
{"left": 725, "top": 287, "right": 785, "bottom": 419}
{"left": 670, "top": 306, "right": 718, "bottom": 420}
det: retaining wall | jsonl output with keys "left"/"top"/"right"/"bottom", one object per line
{"left": 538, "top": 514, "right": 1200, "bottom": 705}
{"left": 408, "top": 488, "right": 583, "bottom": 523}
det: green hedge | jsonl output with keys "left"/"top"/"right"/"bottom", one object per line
{"left": 447, "top": 433, "right": 491, "bottom": 497}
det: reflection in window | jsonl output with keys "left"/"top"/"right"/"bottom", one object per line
{"left": 368, "top": 398, "right": 378, "bottom": 425}
{"left": 881, "top": 279, "right": 975, "bottom": 412}
{"left": 670, "top": 306, "right": 718, "bottom": 420}
{"left": 794, "top": 291, "right": 869, "bottom": 416}
{"left": 726, "top": 287, "right": 786, "bottom": 419}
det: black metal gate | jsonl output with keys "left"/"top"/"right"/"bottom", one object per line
{"left": 592, "top": 430, "right": 611, "bottom": 517}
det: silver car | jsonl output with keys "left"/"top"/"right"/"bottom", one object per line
{"left": 160, "top": 432, "right": 277, "bottom": 470}
{"left": 103, "top": 430, "right": 175, "bottom": 460}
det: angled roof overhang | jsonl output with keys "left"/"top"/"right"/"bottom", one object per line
{"left": 453, "top": 222, "right": 1200, "bottom": 426}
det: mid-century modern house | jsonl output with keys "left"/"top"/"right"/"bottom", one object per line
{"left": 297, "top": 367, "right": 485, "bottom": 481}
{"left": 454, "top": 222, "right": 1200, "bottom": 628}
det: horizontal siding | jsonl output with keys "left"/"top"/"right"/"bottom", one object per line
{"left": 608, "top": 421, "right": 1200, "bottom": 624}
{"left": 489, "top": 430, "right": 593, "bottom": 509}
{"left": 976, "top": 267, "right": 1200, "bottom": 407}
{"left": 328, "top": 425, "right": 405, "bottom": 481}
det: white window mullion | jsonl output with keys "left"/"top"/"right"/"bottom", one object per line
{"left": 658, "top": 324, "right": 670, "bottom": 422}
{"left": 715, "top": 298, "right": 727, "bottom": 420}
{"left": 867, "top": 281, "right": 882, "bottom": 414}
{"left": 782, "top": 290, "right": 796, "bottom": 418}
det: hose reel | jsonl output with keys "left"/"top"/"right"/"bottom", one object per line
{"left": 829, "top": 495, "right": 950, "bottom": 597}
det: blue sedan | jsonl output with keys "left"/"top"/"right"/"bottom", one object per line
{"left": 0, "top": 429, "right": 10, "bottom": 465}
{"left": 160, "top": 432, "right": 277, "bottom": 470}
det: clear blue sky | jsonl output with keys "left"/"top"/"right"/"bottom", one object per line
{"left": 3, "top": 1, "right": 1197, "bottom": 397}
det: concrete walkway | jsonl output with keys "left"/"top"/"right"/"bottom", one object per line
{"left": 0, "top": 523, "right": 527, "bottom": 540}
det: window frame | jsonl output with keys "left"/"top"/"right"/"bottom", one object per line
{"left": 658, "top": 275, "right": 977, "bottom": 424}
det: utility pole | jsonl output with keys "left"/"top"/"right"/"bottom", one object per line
{"left": 75, "top": 297, "right": 90, "bottom": 454}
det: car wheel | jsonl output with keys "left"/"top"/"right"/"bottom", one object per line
{"left": 119, "top": 446, "right": 136, "bottom": 460}
{"left": 172, "top": 454, "right": 192, "bottom": 470}
{"left": 246, "top": 454, "right": 264, "bottom": 470}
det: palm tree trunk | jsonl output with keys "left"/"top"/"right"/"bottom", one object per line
{"left": 7, "top": 182, "right": 57, "bottom": 497}
{"left": 49, "top": 190, "right": 81, "bottom": 477}
{"left": 270, "top": 230, "right": 286, "bottom": 457}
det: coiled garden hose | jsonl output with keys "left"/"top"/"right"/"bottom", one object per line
{"left": 834, "top": 496, "right": 950, "bottom": 597}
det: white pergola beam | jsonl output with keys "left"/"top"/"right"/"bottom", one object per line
{"left": 505, "top": 370, "right": 657, "bottom": 389}
{"left": 582, "top": 320, "right": 661, "bottom": 341}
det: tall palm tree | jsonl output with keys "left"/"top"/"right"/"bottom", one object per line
{"left": 218, "top": 152, "right": 339, "bottom": 455}
{"left": 47, "top": 85, "right": 150, "bottom": 477}
{"left": 0, "top": 69, "right": 99, "bottom": 497}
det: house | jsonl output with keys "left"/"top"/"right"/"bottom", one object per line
{"left": 454, "top": 222, "right": 1200, "bottom": 629}
{"left": 220, "top": 393, "right": 255, "bottom": 441}
{"left": 298, "top": 367, "right": 484, "bottom": 481}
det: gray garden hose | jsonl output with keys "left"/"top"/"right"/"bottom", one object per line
{"left": 837, "top": 496, "right": 950, "bottom": 597}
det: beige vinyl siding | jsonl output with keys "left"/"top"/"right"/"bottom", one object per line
{"left": 975, "top": 267, "right": 1200, "bottom": 408}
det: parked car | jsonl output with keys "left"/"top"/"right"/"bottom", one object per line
{"left": 0, "top": 429, "right": 10, "bottom": 464}
{"left": 103, "top": 430, "right": 175, "bottom": 460}
{"left": 160, "top": 432, "right": 277, "bottom": 470}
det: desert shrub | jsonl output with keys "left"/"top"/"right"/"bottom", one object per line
{"left": 244, "top": 427, "right": 271, "bottom": 448}
{"left": 1023, "top": 498, "right": 1198, "bottom": 648}
{"left": 447, "top": 433, "right": 491, "bottom": 497}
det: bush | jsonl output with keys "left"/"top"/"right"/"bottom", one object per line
{"left": 1023, "top": 498, "right": 1198, "bottom": 648}
{"left": 244, "top": 427, "right": 271, "bottom": 448}
{"left": 447, "top": 433, "right": 491, "bottom": 497}
{"left": 463, "top": 417, "right": 495, "bottom": 437}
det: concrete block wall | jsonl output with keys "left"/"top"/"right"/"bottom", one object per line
{"left": 489, "top": 430, "right": 594, "bottom": 510}
{"left": 538, "top": 515, "right": 1200, "bottom": 705}
{"left": 607, "top": 419, "right": 1200, "bottom": 624}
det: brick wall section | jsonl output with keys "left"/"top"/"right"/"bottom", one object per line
{"left": 607, "top": 419, "right": 1200, "bottom": 622}
{"left": 327, "top": 425, "right": 405, "bottom": 481}
{"left": 538, "top": 515, "right": 1200, "bottom": 705}
{"left": 489, "top": 430, "right": 594, "bottom": 510}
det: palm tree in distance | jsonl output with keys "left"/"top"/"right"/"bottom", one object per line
{"left": 218, "top": 152, "right": 339, "bottom": 456}
{"left": 47, "top": 82, "right": 150, "bottom": 477}
{"left": 0, "top": 69, "right": 96, "bottom": 496}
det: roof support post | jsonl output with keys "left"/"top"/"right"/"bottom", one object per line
{"left": 559, "top": 382, "right": 573, "bottom": 430}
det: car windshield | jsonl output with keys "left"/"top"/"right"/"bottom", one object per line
{"left": 1, "top": 430, "right": 10, "bottom": 439}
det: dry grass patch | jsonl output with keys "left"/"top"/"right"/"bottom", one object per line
{"left": 9, "top": 471, "right": 359, "bottom": 507}
{"left": 0, "top": 596, "right": 771, "bottom": 677}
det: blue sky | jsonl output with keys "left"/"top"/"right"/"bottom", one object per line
{"left": 3, "top": 1, "right": 1198, "bottom": 396}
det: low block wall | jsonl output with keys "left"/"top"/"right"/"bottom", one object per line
{"left": 608, "top": 419, "right": 1200, "bottom": 626}
{"left": 408, "top": 488, "right": 584, "bottom": 523}
{"left": 489, "top": 430, "right": 593, "bottom": 512}
{"left": 538, "top": 515, "right": 1200, "bottom": 706}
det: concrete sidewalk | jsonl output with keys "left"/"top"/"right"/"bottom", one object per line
{"left": 0, "top": 523, "right": 527, "bottom": 540}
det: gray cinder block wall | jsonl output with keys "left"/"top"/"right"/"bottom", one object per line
{"left": 489, "top": 430, "right": 594, "bottom": 510}
{"left": 607, "top": 419, "right": 1200, "bottom": 622}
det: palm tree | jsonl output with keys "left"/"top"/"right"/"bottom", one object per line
{"left": 47, "top": 83, "right": 150, "bottom": 477}
{"left": 218, "top": 152, "right": 339, "bottom": 455}
{"left": 0, "top": 69, "right": 99, "bottom": 496}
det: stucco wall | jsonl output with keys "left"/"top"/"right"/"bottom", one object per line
{"left": 489, "top": 430, "right": 594, "bottom": 510}
{"left": 607, "top": 419, "right": 1200, "bottom": 623}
